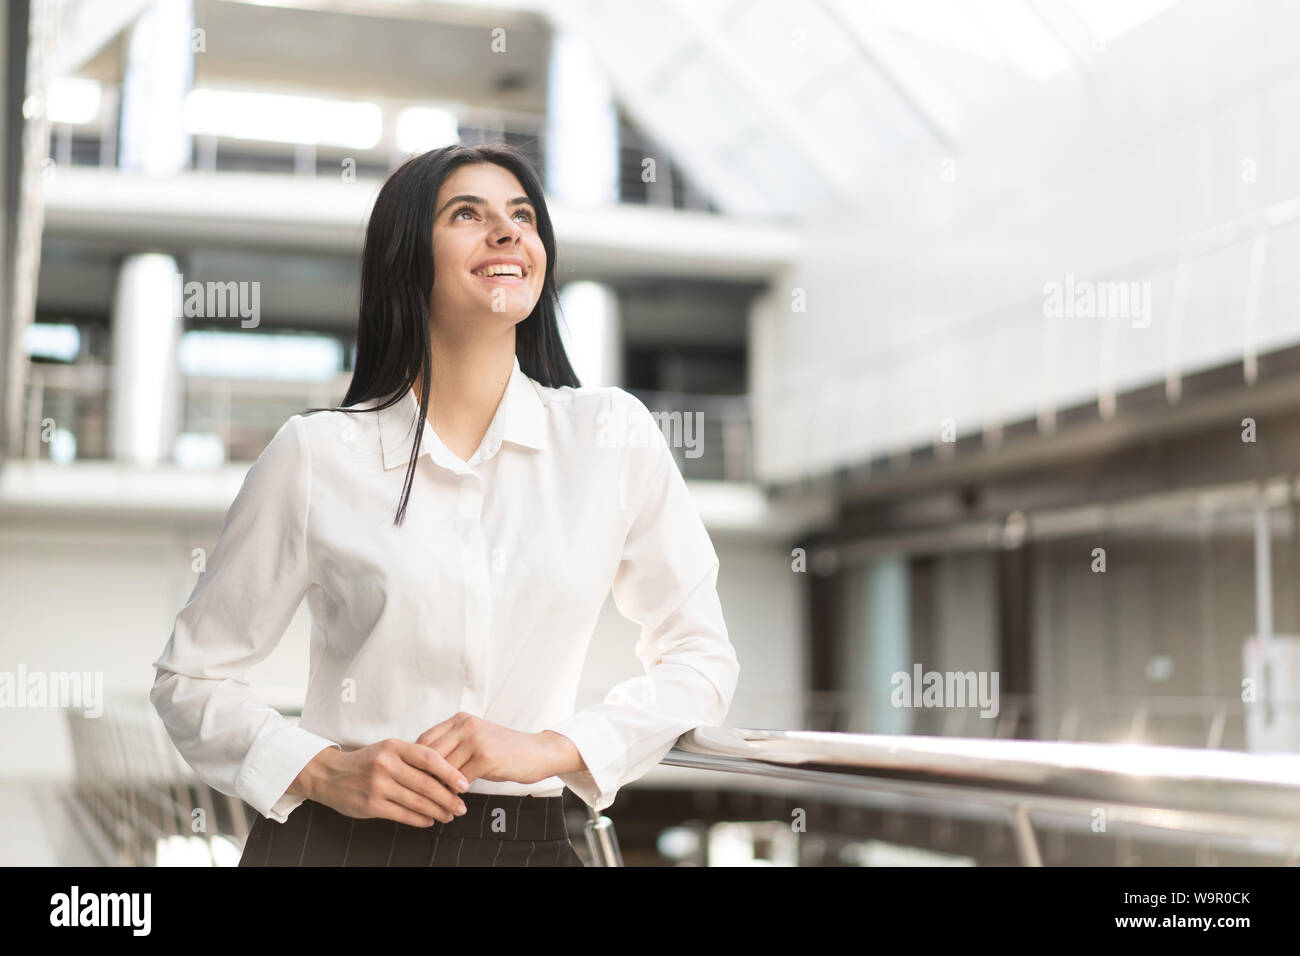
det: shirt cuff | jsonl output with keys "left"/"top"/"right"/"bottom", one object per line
{"left": 542, "top": 710, "right": 627, "bottom": 813}
{"left": 236, "top": 723, "right": 340, "bottom": 823}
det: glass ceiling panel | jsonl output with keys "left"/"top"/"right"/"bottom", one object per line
{"left": 882, "top": 24, "right": 1023, "bottom": 116}
{"left": 867, "top": 0, "right": 1071, "bottom": 82}
{"left": 727, "top": 129, "right": 833, "bottom": 220}
{"left": 800, "top": 54, "right": 938, "bottom": 164}
{"left": 727, "top": 0, "right": 860, "bottom": 93}
{"left": 575, "top": 0, "right": 695, "bottom": 90}
{"left": 664, "top": 50, "right": 769, "bottom": 155}
{"left": 1065, "top": 0, "right": 1182, "bottom": 44}
{"left": 533, "top": 0, "right": 1185, "bottom": 220}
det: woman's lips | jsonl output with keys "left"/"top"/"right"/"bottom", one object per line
{"left": 472, "top": 272, "right": 526, "bottom": 285}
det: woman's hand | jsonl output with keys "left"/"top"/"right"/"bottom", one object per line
{"left": 293, "top": 738, "right": 471, "bottom": 827}
{"left": 415, "top": 712, "right": 585, "bottom": 787}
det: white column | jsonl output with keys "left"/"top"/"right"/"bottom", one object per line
{"left": 118, "top": 0, "right": 193, "bottom": 174}
{"left": 546, "top": 29, "right": 622, "bottom": 388}
{"left": 842, "top": 557, "right": 912, "bottom": 734}
{"left": 544, "top": 29, "right": 617, "bottom": 206}
{"left": 110, "top": 0, "right": 192, "bottom": 465}
{"left": 557, "top": 281, "right": 621, "bottom": 388}
{"left": 110, "top": 255, "right": 183, "bottom": 467}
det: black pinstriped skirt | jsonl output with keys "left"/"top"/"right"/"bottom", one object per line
{"left": 238, "top": 793, "right": 584, "bottom": 867}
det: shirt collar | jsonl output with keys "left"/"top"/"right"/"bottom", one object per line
{"left": 376, "top": 353, "right": 549, "bottom": 471}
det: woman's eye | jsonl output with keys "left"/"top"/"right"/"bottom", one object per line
{"left": 452, "top": 205, "right": 532, "bottom": 222}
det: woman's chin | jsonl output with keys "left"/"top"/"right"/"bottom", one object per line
{"left": 432, "top": 294, "right": 538, "bottom": 327}
{"left": 474, "top": 305, "right": 533, "bottom": 325}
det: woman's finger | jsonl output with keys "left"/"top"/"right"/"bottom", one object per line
{"left": 395, "top": 738, "right": 469, "bottom": 794}
{"left": 386, "top": 757, "right": 464, "bottom": 821}
{"left": 416, "top": 716, "right": 456, "bottom": 748}
{"left": 437, "top": 736, "right": 475, "bottom": 773}
{"left": 378, "top": 795, "right": 441, "bottom": 828}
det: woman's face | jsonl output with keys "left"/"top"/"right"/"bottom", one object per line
{"left": 429, "top": 162, "right": 546, "bottom": 333}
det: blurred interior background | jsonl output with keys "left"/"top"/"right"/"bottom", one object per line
{"left": 4, "top": 0, "right": 1300, "bottom": 866}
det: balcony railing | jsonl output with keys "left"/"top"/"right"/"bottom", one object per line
{"left": 19, "top": 365, "right": 753, "bottom": 481}
{"left": 625, "top": 388, "right": 752, "bottom": 482}
{"left": 652, "top": 726, "right": 1300, "bottom": 867}
{"left": 49, "top": 86, "right": 719, "bottom": 214}
{"left": 20, "top": 363, "right": 348, "bottom": 465}
{"left": 59, "top": 695, "right": 1300, "bottom": 867}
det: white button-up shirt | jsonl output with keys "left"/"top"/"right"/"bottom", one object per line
{"left": 150, "top": 354, "right": 740, "bottom": 823}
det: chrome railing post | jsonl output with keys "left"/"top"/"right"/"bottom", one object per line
{"left": 1010, "top": 804, "right": 1042, "bottom": 867}
{"left": 582, "top": 805, "right": 624, "bottom": 867}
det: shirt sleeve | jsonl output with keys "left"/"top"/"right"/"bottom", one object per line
{"left": 149, "top": 414, "right": 340, "bottom": 823}
{"left": 543, "top": 392, "right": 741, "bottom": 812}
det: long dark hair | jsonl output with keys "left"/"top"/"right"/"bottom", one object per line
{"left": 303, "top": 144, "right": 580, "bottom": 527}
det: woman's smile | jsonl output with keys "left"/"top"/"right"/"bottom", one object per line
{"left": 472, "top": 271, "right": 527, "bottom": 286}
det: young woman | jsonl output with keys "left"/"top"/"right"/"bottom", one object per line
{"left": 149, "top": 144, "right": 740, "bottom": 867}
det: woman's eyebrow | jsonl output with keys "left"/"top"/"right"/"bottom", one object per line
{"left": 435, "top": 194, "right": 535, "bottom": 217}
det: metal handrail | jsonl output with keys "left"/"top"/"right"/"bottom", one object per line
{"left": 20, "top": 366, "right": 753, "bottom": 480}
{"left": 65, "top": 700, "right": 1300, "bottom": 864}
{"left": 51, "top": 84, "right": 718, "bottom": 213}
{"left": 647, "top": 726, "right": 1300, "bottom": 866}
{"left": 627, "top": 388, "right": 752, "bottom": 482}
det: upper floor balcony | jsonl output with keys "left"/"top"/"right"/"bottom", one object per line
{"left": 16, "top": 360, "right": 756, "bottom": 483}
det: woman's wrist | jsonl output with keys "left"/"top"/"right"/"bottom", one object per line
{"left": 289, "top": 745, "right": 339, "bottom": 801}
{"left": 536, "top": 730, "right": 587, "bottom": 777}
